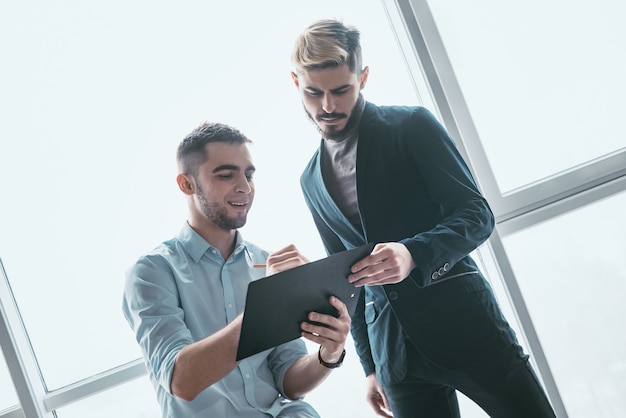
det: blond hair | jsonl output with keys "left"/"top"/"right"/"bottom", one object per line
{"left": 291, "top": 18, "right": 363, "bottom": 75}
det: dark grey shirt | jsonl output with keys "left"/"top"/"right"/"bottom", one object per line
{"left": 320, "top": 98, "right": 366, "bottom": 230}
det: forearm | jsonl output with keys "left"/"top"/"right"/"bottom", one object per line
{"left": 170, "top": 316, "right": 242, "bottom": 401}
{"left": 282, "top": 349, "right": 341, "bottom": 399}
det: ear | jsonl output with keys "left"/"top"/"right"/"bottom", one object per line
{"left": 359, "top": 66, "right": 370, "bottom": 90}
{"left": 290, "top": 71, "right": 300, "bottom": 88}
{"left": 176, "top": 173, "right": 195, "bottom": 195}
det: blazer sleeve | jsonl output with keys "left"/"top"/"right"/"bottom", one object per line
{"left": 397, "top": 107, "right": 495, "bottom": 286}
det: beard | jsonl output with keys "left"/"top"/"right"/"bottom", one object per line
{"left": 196, "top": 183, "right": 247, "bottom": 230}
{"left": 305, "top": 94, "right": 364, "bottom": 141}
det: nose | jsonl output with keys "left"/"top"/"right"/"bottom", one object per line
{"left": 322, "top": 93, "right": 336, "bottom": 114}
{"left": 235, "top": 174, "right": 252, "bottom": 193}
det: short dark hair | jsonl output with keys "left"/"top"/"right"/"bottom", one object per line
{"left": 176, "top": 122, "right": 252, "bottom": 178}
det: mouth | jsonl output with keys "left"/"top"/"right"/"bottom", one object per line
{"left": 317, "top": 113, "right": 346, "bottom": 125}
{"left": 229, "top": 201, "right": 248, "bottom": 207}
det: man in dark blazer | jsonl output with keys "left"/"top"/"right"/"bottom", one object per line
{"left": 290, "top": 18, "right": 556, "bottom": 418}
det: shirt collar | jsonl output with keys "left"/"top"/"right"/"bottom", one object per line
{"left": 177, "top": 222, "right": 247, "bottom": 264}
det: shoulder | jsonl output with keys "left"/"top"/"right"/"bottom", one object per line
{"left": 362, "top": 102, "right": 440, "bottom": 131}
{"left": 125, "top": 238, "right": 182, "bottom": 283}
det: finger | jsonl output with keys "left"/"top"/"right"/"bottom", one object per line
{"left": 307, "top": 299, "right": 351, "bottom": 332}
{"left": 266, "top": 245, "right": 311, "bottom": 274}
{"left": 273, "top": 243, "right": 298, "bottom": 253}
{"left": 349, "top": 270, "right": 387, "bottom": 286}
{"left": 349, "top": 245, "right": 384, "bottom": 272}
{"left": 350, "top": 255, "right": 383, "bottom": 274}
{"left": 349, "top": 259, "right": 388, "bottom": 282}
{"left": 300, "top": 317, "right": 339, "bottom": 338}
{"left": 351, "top": 265, "right": 406, "bottom": 286}
{"left": 301, "top": 312, "right": 349, "bottom": 342}
{"left": 367, "top": 394, "right": 391, "bottom": 418}
{"left": 372, "top": 394, "right": 393, "bottom": 418}
{"left": 377, "top": 386, "right": 391, "bottom": 412}
{"left": 352, "top": 243, "right": 393, "bottom": 271}
{"left": 269, "top": 255, "right": 302, "bottom": 270}
{"left": 266, "top": 246, "right": 298, "bottom": 263}
{"left": 328, "top": 295, "right": 349, "bottom": 317}
{"left": 300, "top": 325, "right": 342, "bottom": 348}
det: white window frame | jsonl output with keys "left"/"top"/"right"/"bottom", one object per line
{"left": 1, "top": 258, "right": 146, "bottom": 417}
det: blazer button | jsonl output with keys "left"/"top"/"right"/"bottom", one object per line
{"left": 388, "top": 291, "right": 398, "bottom": 301}
{"left": 443, "top": 262, "right": 450, "bottom": 272}
{"left": 438, "top": 267, "right": 445, "bottom": 276}
{"left": 431, "top": 271, "right": 439, "bottom": 280}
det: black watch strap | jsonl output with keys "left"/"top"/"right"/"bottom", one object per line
{"left": 318, "top": 348, "right": 346, "bottom": 369}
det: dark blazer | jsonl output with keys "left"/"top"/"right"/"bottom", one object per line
{"left": 301, "top": 102, "right": 520, "bottom": 385}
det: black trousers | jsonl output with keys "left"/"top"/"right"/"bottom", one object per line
{"left": 382, "top": 338, "right": 557, "bottom": 418}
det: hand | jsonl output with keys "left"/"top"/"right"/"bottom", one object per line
{"left": 348, "top": 242, "right": 416, "bottom": 287}
{"left": 266, "top": 244, "right": 310, "bottom": 276}
{"left": 300, "top": 296, "right": 350, "bottom": 363}
{"left": 365, "top": 373, "right": 393, "bottom": 417}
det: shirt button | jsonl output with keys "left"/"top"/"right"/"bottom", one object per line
{"left": 388, "top": 291, "right": 398, "bottom": 301}
{"left": 245, "top": 374, "right": 251, "bottom": 379}
{"left": 227, "top": 303, "right": 232, "bottom": 308}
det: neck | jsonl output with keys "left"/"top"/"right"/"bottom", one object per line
{"left": 187, "top": 218, "right": 237, "bottom": 261}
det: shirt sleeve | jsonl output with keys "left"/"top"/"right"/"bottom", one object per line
{"left": 121, "top": 253, "right": 192, "bottom": 394}
{"left": 266, "top": 338, "right": 308, "bottom": 400}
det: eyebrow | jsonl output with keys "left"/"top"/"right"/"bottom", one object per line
{"left": 212, "top": 164, "right": 256, "bottom": 173}
{"left": 305, "top": 84, "right": 352, "bottom": 94}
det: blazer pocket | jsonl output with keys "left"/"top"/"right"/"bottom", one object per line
{"left": 364, "top": 301, "right": 377, "bottom": 324}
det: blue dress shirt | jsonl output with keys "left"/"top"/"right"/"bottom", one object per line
{"left": 122, "top": 223, "right": 319, "bottom": 418}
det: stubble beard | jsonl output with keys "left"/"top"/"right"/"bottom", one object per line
{"left": 304, "top": 94, "right": 363, "bottom": 141}
{"left": 196, "top": 184, "right": 247, "bottom": 230}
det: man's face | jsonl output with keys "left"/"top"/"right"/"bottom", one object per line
{"left": 193, "top": 142, "right": 255, "bottom": 231}
{"left": 292, "top": 63, "right": 368, "bottom": 140}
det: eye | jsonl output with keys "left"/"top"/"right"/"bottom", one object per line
{"left": 307, "top": 90, "right": 322, "bottom": 97}
{"left": 218, "top": 173, "right": 233, "bottom": 180}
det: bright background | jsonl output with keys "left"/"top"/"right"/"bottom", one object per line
{"left": 1, "top": 1, "right": 624, "bottom": 417}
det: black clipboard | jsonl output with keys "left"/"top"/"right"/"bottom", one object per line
{"left": 236, "top": 243, "right": 375, "bottom": 361}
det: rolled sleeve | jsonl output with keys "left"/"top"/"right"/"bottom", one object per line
{"left": 122, "top": 254, "right": 192, "bottom": 394}
{"left": 267, "top": 339, "right": 308, "bottom": 399}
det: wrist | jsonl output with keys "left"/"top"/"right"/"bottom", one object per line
{"left": 318, "top": 347, "right": 346, "bottom": 369}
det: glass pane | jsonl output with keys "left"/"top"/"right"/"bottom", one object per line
{"left": 502, "top": 190, "right": 626, "bottom": 417}
{"left": 0, "top": 351, "right": 19, "bottom": 411}
{"left": 0, "top": 0, "right": 420, "bottom": 408}
{"left": 427, "top": 0, "right": 626, "bottom": 192}
{"left": 54, "top": 375, "right": 160, "bottom": 418}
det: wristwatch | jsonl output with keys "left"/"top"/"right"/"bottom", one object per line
{"left": 318, "top": 347, "right": 346, "bottom": 369}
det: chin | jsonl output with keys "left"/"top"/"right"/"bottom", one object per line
{"left": 324, "top": 127, "right": 347, "bottom": 140}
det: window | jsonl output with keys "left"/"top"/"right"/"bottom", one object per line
{"left": 426, "top": 0, "right": 626, "bottom": 193}
{"left": 502, "top": 190, "right": 626, "bottom": 417}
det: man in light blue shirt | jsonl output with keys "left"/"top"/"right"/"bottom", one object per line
{"left": 122, "top": 122, "right": 351, "bottom": 417}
